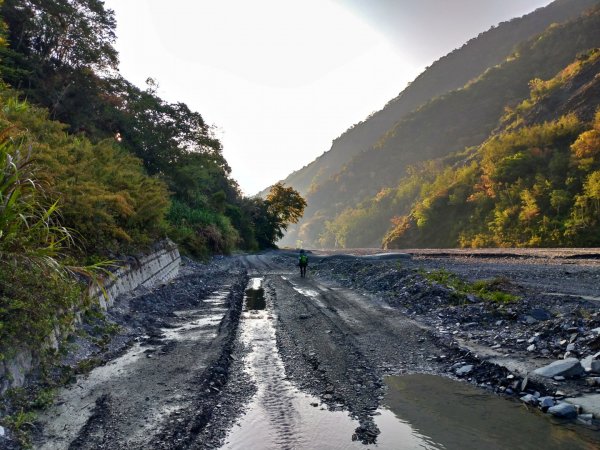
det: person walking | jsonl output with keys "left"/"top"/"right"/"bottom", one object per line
{"left": 298, "top": 249, "right": 308, "bottom": 278}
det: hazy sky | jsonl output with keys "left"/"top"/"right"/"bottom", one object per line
{"left": 103, "top": 0, "right": 552, "bottom": 195}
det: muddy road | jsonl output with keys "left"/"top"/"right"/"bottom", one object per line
{"left": 29, "top": 252, "right": 600, "bottom": 449}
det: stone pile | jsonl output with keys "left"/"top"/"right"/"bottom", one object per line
{"left": 307, "top": 256, "right": 600, "bottom": 424}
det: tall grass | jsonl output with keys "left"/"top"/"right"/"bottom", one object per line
{"left": 0, "top": 128, "right": 73, "bottom": 274}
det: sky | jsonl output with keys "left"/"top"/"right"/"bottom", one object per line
{"left": 103, "top": 0, "right": 552, "bottom": 195}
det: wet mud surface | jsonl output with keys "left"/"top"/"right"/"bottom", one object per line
{"left": 19, "top": 250, "right": 600, "bottom": 449}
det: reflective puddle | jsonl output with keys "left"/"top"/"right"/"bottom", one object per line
{"left": 221, "top": 279, "right": 600, "bottom": 449}
{"left": 160, "top": 289, "right": 229, "bottom": 341}
{"left": 375, "top": 374, "right": 600, "bottom": 450}
{"left": 245, "top": 277, "right": 266, "bottom": 310}
{"left": 222, "top": 278, "right": 365, "bottom": 450}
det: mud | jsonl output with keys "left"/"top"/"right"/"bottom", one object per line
{"left": 6, "top": 249, "right": 600, "bottom": 449}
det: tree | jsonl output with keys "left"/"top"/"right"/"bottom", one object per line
{"left": 0, "top": 0, "right": 118, "bottom": 122}
{"left": 265, "top": 182, "right": 307, "bottom": 242}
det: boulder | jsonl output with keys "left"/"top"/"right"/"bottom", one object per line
{"left": 533, "top": 358, "right": 584, "bottom": 379}
{"left": 547, "top": 403, "right": 578, "bottom": 419}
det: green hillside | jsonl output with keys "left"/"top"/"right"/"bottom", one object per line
{"left": 266, "top": 0, "right": 599, "bottom": 200}
{"left": 288, "top": 4, "right": 600, "bottom": 248}
{"left": 0, "top": 1, "right": 305, "bottom": 363}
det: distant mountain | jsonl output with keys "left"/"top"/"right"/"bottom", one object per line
{"left": 382, "top": 49, "right": 600, "bottom": 249}
{"left": 276, "top": 0, "right": 600, "bottom": 248}
{"left": 264, "top": 0, "right": 599, "bottom": 200}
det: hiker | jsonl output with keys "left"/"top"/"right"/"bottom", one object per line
{"left": 298, "top": 249, "right": 308, "bottom": 278}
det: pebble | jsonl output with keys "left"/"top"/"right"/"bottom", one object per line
{"left": 538, "top": 396, "right": 555, "bottom": 411}
{"left": 455, "top": 365, "right": 473, "bottom": 376}
{"left": 0, "top": 426, "right": 4, "bottom": 437}
{"left": 577, "top": 413, "right": 594, "bottom": 425}
{"left": 520, "top": 394, "right": 538, "bottom": 406}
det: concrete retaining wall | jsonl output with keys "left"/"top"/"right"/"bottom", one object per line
{"left": 91, "top": 239, "right": 181, "bottom": 310}
{"left": 0, "top": 240, "right": 181, "bottom": 394}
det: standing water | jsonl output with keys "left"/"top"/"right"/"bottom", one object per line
{"left": 374, "top": 374, "right": 600, "bottom": 450}
{"left": 221, "top": 278, "right": 367, "bottom": 450}
{"left": 221, "top": 279, "right": 599, "bottom": 449}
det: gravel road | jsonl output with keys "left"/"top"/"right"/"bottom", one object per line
{"left": 22, "top": 249, "right": 600, "bottom": 449}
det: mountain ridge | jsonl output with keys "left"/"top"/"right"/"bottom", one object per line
{"left": 262, "top": 0, "right": 600, "bottom": 200}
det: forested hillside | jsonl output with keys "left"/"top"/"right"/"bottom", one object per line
{"left": 268, "top": 0, "right": 599, "bottom": 199}
{"left": 0, "top": 1, "right": 304, "bottom": 361}
{"left": 283, "top": 2, "right": 600, "bottom": 248}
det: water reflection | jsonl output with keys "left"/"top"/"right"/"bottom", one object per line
{"left": 245, "top": 277, "right": 266, "bottom": 310}
{"left": 376, "top": 374, "right": 600, "bottom": 450}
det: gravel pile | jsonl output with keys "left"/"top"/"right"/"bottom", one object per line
{"left": 274, "top": 252, "right": 600, "bottom": 426}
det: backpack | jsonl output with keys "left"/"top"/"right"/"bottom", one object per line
{"left": 299, "top": 254, "right": 308, "bottom": 264}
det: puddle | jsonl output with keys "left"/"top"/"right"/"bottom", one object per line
{"left": 161, "top": 289, "right": 229, "bottom": 341}
{"left": 222, "top": 280, "right": 600, "bottom": 450}
{"left": 245, "top": 277, "right": 266, "bottom": 310}
{"left": 222, "top": 278, "right": 365, "bottom": 450}
{"left": 375, "top": 374, "right": 600, "bottom": 450}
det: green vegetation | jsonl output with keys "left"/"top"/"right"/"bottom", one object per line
{"left": 421, "top": 269, "right": 518, "bottom": 304}
{"left": 285, "top": 5, "right": 600, "bottom": 248}
{"left": 384, "top": 47, "right": 600, "bottom": 249}
{"left": 0, "top": 0, "right": 306, "bottom": 420}
{"left": 1, "top": 408, "right": 36, "bottom": 446}
{"left": 270, "top": 0, "right": 599, "bottom": 204}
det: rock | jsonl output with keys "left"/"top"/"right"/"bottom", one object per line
{"left": 553, "top": 376, "right": 566, "bottom": 381}
{"left": 566, "top": 343, "right": 576, "bottom": 352}
{"left": 529, "top": 308, "right": 552, "bottom": 321}
{"left": 523, "top": 316, "right": 538, "bottom": 325}
{"left": 520, "top": 394, "right": 538, "bottom": 406}
{"left": 581, "top": 355, "right": 594, "bottom": 371}
{"left": 533, "top": 358, "right": 585, "bottom": 379}
{"left": 455, "top": 365, "right": 474, "bottom": 376}
{"left": 577, "top": 413, "right": 594, "bottom": 425}
{"left": 527, "top": 344, "right": 536, "bottom": 352}
{"left": 521, "top": 376, "right": 528, "bottom": 391}
{"left": 528, "top": 336, "right": 538, "bottom": 344}
{"left": 585, "top": 377, "right": 600, "bottom": 386}
{"left": 547, "top": 403, "right": 578, "bottom": 419}
{"left": 538, "top": 396, "right": 555, "bottom": 411}
{"left": 581, "top": 354, "right": 600, "bottom": 373}
{"left": 0, "top": 426, "right": 4, "bottom": 437}
{"left": 589, "top": 335, "right": 600, "bottom": 351}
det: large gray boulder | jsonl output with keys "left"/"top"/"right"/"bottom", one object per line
{"left": 533, "top": 358, "right": 585, "bottom": 379}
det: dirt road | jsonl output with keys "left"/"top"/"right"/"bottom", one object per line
{"left": 29, "top": 251, "right": 600, "bottom": 449}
